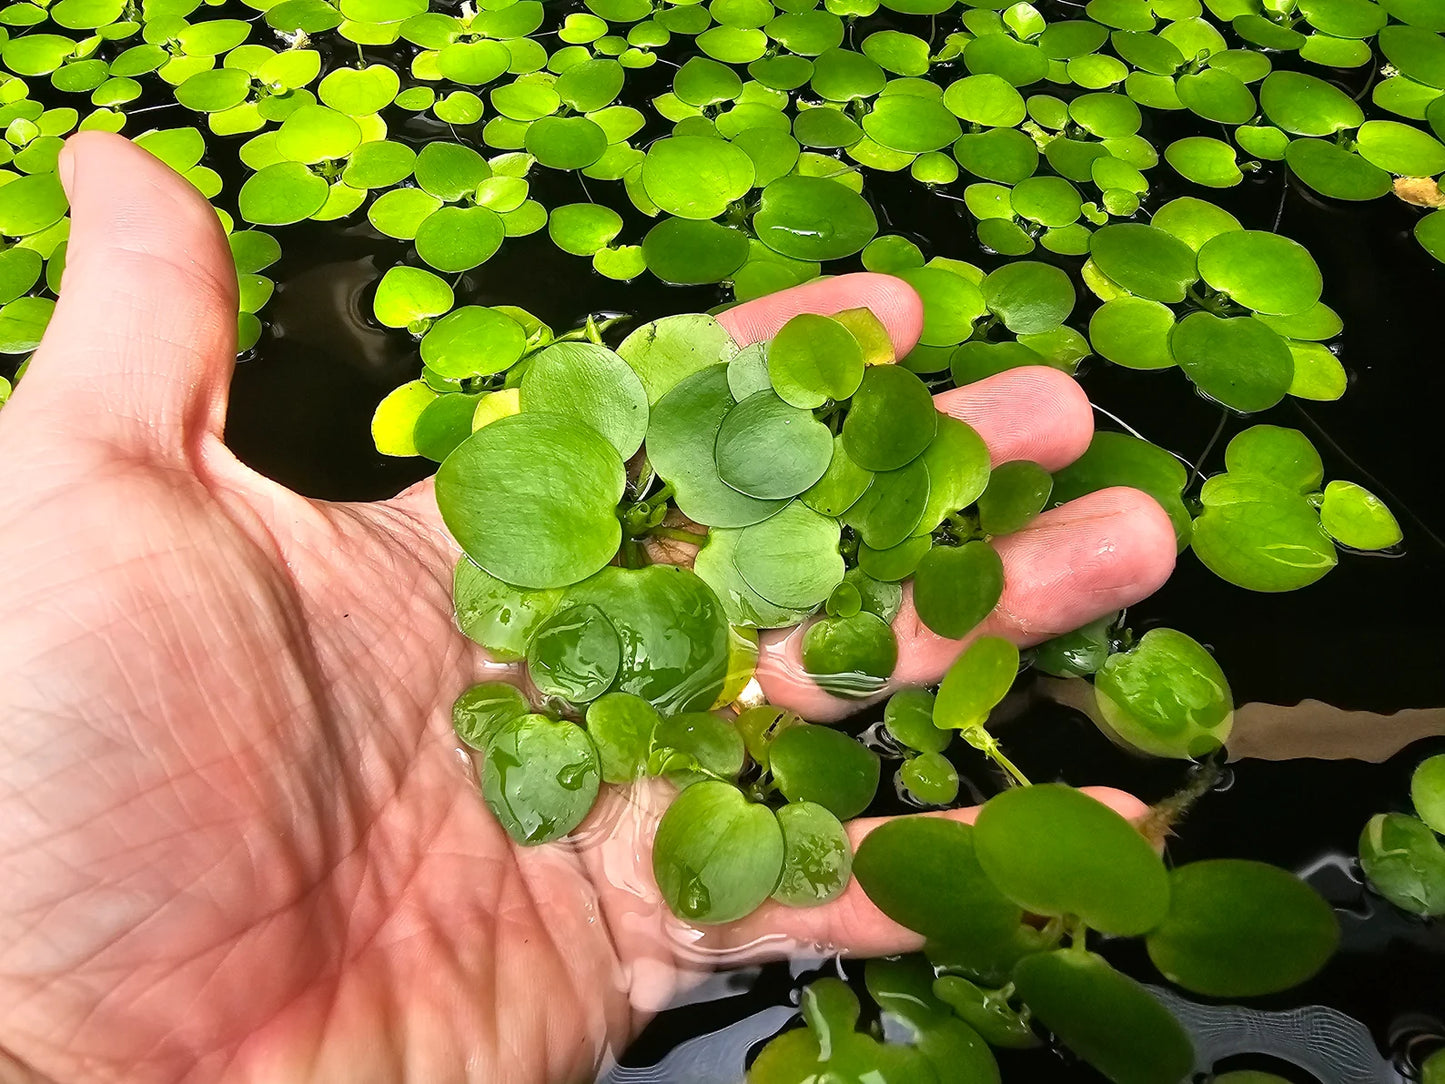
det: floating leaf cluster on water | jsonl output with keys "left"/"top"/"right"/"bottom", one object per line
{"left": 748, "top": 783, "right": 1338, "bottom": 1084}
{"left": 1360, "top": 751, "right": 1445, "bottom": 917}
{"left": 0, "top": 0, "right": 1422, "bottom": 1076}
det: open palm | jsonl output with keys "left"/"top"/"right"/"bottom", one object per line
{"left": 0, "top": 133, "right": 1174, "bottom": 1084}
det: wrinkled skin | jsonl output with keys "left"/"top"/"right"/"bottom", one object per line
{"left": 0, "top": 133, "right": 1175, "bottom": 1084}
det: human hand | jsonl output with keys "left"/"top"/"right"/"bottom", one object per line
{"left": 0, "top": 132, "right": 1171, "bottom": 1084}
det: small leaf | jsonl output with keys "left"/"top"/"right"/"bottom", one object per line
{"left": 1319, "top": 480, "right": 1402, "bottom": 550}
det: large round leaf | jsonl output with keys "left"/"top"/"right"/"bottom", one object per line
{"left": 642, "top": 135, "right": 756, "bottom": 219}
{"left": 1146, "top": 859, "right": 1339, "bottom": 996}
{"left": 435, "top": 413, "right": 625, "bottom": 589}
{"left": 974, "top": 783, "right": 1169, "bottom": 935}
{"left": 1197, "top": 230, "right": 1322, "bottom": 316}
{"left": 1089, "top": 223, "right": 1199, "bottom": 303}
{"left": 753, "top": 175, "right": 878, "bottom": 260}
{"left": 1192, "top": 475, "right": 1338, "bottom": 591}
{"left": 1171, "top": 313, "right": 1293, "bottom": 412}
{"left": 652, "top": 780, "right": 784, "bottom": 924}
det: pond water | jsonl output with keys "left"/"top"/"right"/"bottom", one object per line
{"left": 147, "top": 3, "right": 1445, "bottom": 1080}
{"left": 220, "top": 160, "right": 1445, "bottom": 1083}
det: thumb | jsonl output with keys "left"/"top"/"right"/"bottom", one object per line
{"left": 14, "top": 131, "right": 238, "bottom": 458}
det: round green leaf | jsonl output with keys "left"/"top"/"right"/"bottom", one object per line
{"left": 854, "top": 817, "right": 1034, "bottom": 979}
{"left": 1095, "top": 628, "right": 1233, "bottom": 759}
{"left": 841, "top": 364, "right": 937, "bottom": 471}
{"left": 800, "top": 611, "right": 897, "bottom": 696}
{"left": 1285, "top": 138, "right": 1393, "bottom": 200}
{"left": 733, "top": 500, "right": 844, "bottom": 608}
{"left": 1178, "top": 68, "right": 1257, "bottom": 125}
{"left": 372, "top": 264, "right": 453, "bottom": 329}
{"left": 975, "top": 783, "right": 1170, "bottom": 935}
{"left": 520, "top": 342, "right": 649, "bottom": 459}
{"left": 1151, "top": 194, "right": 1242, "bottom": 251}
{"left": 1192, "top": 475, "right": 1338, "bottom": 591}
{"left": 981, "top": 261, "right": 1074, "bottom": 334}
{"left": 652, "top": 780, "right": 784, "bottom": 924}
{"left": 414, "top": 205, "right": 505, "bottom": 272}
{"left": 773, "top": 801, "right": 852, "bottom": 906}
{"left": 1259, "top": 71, "right": 1363, "bottom": 135}
{"left": 642, "top": 135, "right": 755, "bottom": 219}
{"left": 585, "top": 692, "right": 660, "bottom": 784}
{"left": 1172, "top": 313, "right": 1293, "bottom": 412}
{"left": 642, "top": 217, "right": 750, "bottom": 284}
{"left": 1089, "top": 223, "right": 1198, "bottom": 303}
{"left": 1360, "top": 812, "right": 1445, "bottom": 917}
{"left": 0, "top": 171, "right": 65, "bottom": 237}
{"left": 435, "top": 412, "right": 625, "bottom": 589}
{"left": 1380, "top": 25, "right": 1445, "bottom": 89}
{"left": 1013, "top": 951, "right": 1195, "bottom": 1084}
{"left": 913, "top": 542, "right": 1004, "bottom": 642}
{"left": 319, "top": 63, "right": 399, "bottom": 114}
{"left": 275, "top": 105, "right": 361, "bottom": 164}
{"left": 715, "top": 390, "right": 834, "bottom": 499}
{"left": 1355, "top": 118, "right": 1445, "bottom": 176}
{"left": 526, "top": 603, "right": 621, "bottom": 703}
{"left": 862, "top": 93, "right": 960, "bottom": 153}
{"left": 646, "top": 365, "right": 785, "bottom": 527}
{"left": 953, "top": 127, "right": 1040, "bottom": 184}
{"left": 1090, "top": 297, "right": 1176, "bottom": 370}
{"left": 1197, "top": 230, "right": 1322, "bottom": 317}
{"left": 452, "top": 681, "right": 528, "bottom": 751}
{"left": 883, "top": 687, "right": 949, "bottom": 753}
{"left": 1146, "top": 859, "right": 1339, "bottom": 996}
{"left": 768, "top": 313, "right": 865, "bottom": 407}
{"left": 1166, "top": 135, "right": 1243, "bottom": 187}
{"left": 978, "top": 460, "right": 1052, "bottom": 535}
{"left": 237, "top": 162, "right": 328, "bottom": 225}
{"left": 1225, "top": 424, "right": 1324, "bottom": 492}
{"left": 481, "top": 714, "right": 599, "bottom": 845}
{"left": 547, "top": 202, "right": 622, "bottom": 256}
{"left": 753, "top": 175, "right": 878, "bottom": 261}
{"left": 525, "top": 115, "right": 607, "bottom": 169}
{"left": 420, "top": 305, "right": 526, "bottom": 379}
{"left": 770, "top": 723, "right": 880, "bottom": 819}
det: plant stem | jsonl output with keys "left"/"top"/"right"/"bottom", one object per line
{"left": 964, "top": 727, "right": 1031, "bottom": 787}
{"left": 649, "top": 526, "right": 706, "bottom": 545}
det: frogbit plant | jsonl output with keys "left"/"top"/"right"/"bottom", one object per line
{"left": 1360, "top": 751, "right": 1445, "bottom": 917}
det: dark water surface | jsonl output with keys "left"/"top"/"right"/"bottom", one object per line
{"left": 203, "top": 10, "right": 1445, "bottom": 1081}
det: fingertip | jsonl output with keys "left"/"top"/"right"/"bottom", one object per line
{"left": 717, "top": 272, "right": 924, "bottom": 359}
{"left": 992, "top": 486, "right": 1177, "bottom": 639}
{"left": 935, "top": 366, "right": 1094, "bottom": 471}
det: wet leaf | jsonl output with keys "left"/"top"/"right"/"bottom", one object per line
{"left": 481, "top": 714, "right": 600, "bottom": 845}
{"left": 653, "top": 780, "right": 783, "bottom": 923}
{"left": 800, "top": 611, "right": 897, "bottom": 697}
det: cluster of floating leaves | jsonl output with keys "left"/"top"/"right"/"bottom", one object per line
{"left": 417, "top": 298, "right": 1368, "bottom": 1083}
{"left": 748, "top": 783, "right": 1339, "bottom": 1084}
{"left": 0, "top": 0, "right": 1424, "bottom": 1077}
{"left": 0, "top": 0, "right": 1438, "bottom": 366}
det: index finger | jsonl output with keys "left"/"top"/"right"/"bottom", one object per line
{"left": 716, "top": 272, "right": 924, "bottom": 359}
